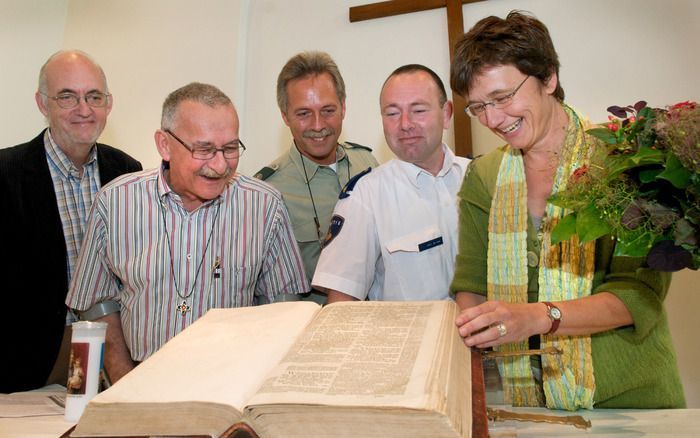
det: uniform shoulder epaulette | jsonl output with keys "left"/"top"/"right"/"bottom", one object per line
{"left": 344, "top": 141, "right": 373, "bottom": 152}
{"left": 254, "top": 164, "right": 279, "bottom": 181}
{"left": 339, "top": 167, "right": 372, "bottom": 199}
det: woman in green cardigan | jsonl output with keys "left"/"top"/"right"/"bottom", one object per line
{"left": 448, "top": 11, "right": 685, "bottom": 410}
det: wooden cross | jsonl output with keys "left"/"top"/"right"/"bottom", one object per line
{"left": 350, "top": 0, "right": 486, "bottom": 158}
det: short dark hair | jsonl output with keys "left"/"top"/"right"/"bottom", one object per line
{"left": 276, "top": 51, "right": 345, "bottom": 113}
{"left": 382, "top": 64, "right": 448, "bottom": 106}
{"left": 161, "top": 82, "right": 233, "bottom": 130}
{"left": 451, "top": 10, "right": 564, "bottom": 101}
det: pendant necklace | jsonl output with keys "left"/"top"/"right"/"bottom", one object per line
{"left": 298, "top": 146, "right": 350, "bottom": 244}
{"left": 159, "top": 199, "right": 221, "bottom": 317}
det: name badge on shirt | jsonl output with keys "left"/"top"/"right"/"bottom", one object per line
{"left": 418, "top": 236, "right": 443, "bottom": 252}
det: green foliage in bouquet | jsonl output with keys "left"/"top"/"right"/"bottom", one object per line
{"left": 549, "top": 101, "right": 700, "bottom": 271}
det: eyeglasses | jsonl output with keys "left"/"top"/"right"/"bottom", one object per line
{"left": 165, "top": 129, "right": 246, "bottom": 160}
{"left": 464, "top": 76, "right": 530, "bottom": 117}
{"left": 40, "top": 91, "right": 111, "bottom": 109}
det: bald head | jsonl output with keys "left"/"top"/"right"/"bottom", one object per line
{"left": 38, "top": 50, "right": 108, "bottom": 97}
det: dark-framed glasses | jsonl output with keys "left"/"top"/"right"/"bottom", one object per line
{"left": 165, "top": 129, "right": 246, "bottom": 160}
{"left": 464, "top": 76, "right": 530, "bottom": 117}
{"left": 40, "top": 91, "right": 111, "bottom": 109}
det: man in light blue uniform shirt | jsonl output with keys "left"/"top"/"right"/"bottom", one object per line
{"left": 313, "top": 64, "right": 470, "bottom": 303}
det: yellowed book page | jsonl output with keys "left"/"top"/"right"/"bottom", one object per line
{"left": 247, "top": 301, "right": 451, "bottom": 409}
{"left": 88, "top": 301, "right": 320, "bottom": 410}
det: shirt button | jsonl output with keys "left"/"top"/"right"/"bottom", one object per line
{"left": 186, "top": 254, "right": 192, "bottom": 260}
{"left": 527, "top": 251, "right": 539, "bottom": 267}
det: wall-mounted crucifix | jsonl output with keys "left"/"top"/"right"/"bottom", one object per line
{"left": 349, "top": 0, "right": 486, "bottom": 158}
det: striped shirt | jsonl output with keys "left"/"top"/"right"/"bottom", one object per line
{"left": 44, "top": 130, "right": 101, "bottom": 324}
{"left": 66, "top": 165, "right": 309, "bottom": 360}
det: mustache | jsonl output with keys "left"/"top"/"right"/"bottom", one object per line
{"left": 303, "top": 128, "right": 334, "bottom": 139}
{"left": 198, "top": 167, "right": 233, "bottom": 179}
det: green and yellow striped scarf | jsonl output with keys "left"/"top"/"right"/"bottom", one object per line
{"left": 487, "top": 104, "right": 596, "bottom": 410}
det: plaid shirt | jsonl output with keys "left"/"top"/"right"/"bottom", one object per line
{"left": 44, "top": 130, "right": 101, "bottom": 323}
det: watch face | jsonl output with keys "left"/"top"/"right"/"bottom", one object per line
{"left": 550, "top": 307, "right": 562, "bottom": 320}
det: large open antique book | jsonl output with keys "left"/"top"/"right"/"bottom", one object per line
{"left": 70, "top": 300, "right": 477, "bottom": 437}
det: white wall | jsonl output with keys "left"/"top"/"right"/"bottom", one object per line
{"left": 61, "top": 0, "right": 248, "bottom": 168}
{"left": 2, "top": 0, "right": 699, "bottom": 406}
{"left": 667, "top": 270, "right": 700, "bottom": 408}
{"left": 0, "top": 0, "right": 67, "bottom": 147}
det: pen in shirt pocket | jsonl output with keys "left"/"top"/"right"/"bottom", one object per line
{"left": 213, "top": 256, "right": 221, "bottom": 279}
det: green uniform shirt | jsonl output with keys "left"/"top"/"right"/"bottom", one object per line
{"left": 256, "top": 142, "right": 378, "bottom": 303}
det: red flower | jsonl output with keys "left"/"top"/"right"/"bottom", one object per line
{"left": 568, "top": 165, "right": 590, "bottom": 185}
{"left": 573, "top": 165, "right": 589, "bottom": 179}
{"left": 670, "top": 101, "right": 697, "bottom": 110}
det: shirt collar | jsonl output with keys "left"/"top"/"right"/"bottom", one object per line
{"left": 44, "top": 129, "right": 98, "bottom": 177}
{"left": 290, "top": 142, "right": 345, "bottom": 181}
{"left": 157, "top": 162, "right": 174, "bottom": 200}
{"left": 397, "top": 144, "right": 461, "bottom": 187}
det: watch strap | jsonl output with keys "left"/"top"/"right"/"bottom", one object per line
{"left": 543, "top": 301, "right": 561, "bottom": 335}
{"left": 79, "top": 300, "right": 120, "bottom": 321}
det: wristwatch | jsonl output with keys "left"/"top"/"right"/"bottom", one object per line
{"left": 543, "top": 301, "right": 562, "bottom": 335}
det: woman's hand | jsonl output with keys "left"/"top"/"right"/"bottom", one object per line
{"left": 453, "top": 291, "right": 635, "bottom": 348}
{"left": 455, "top": 299, "right": 550, "bottom": 348}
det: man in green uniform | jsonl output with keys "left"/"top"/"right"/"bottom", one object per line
{"left": 255, "top": 51, "right": 378, "bottom": 304}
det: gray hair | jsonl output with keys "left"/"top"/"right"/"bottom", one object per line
{"left": 38, "top": 50, "right": 108, "bottom": 99}
{"left": 276, "top": 51, "right": 345, "bottom": 113}
{"left": 161, "top": 82, "right": 233, "bottom": 130}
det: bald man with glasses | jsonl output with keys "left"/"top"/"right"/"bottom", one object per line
{"left": 0, "top": 50, "right": 141, "bottom": 393}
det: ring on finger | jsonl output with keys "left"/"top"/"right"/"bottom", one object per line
{"left": 495, "top": 323, "right": 507, "bottom": 337}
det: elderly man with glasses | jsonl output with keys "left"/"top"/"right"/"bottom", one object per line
{"left": 66, "top": 82, "right": 308, "bottom": 383}
{"left": 0, "top": 50, "right": 141, "bottom": 393}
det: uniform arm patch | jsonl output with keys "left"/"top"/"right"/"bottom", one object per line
{"left": 322, "top": 214, "right": 345, "bottom": 248}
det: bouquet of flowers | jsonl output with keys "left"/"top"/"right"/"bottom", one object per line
{"left": 549, "top": 100, "right": 700, "bottom": 271}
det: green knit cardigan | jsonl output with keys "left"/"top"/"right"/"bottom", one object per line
{"left": 450, "top": 146, "right": 685, "bottom": 409}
